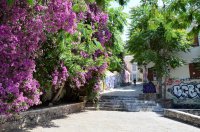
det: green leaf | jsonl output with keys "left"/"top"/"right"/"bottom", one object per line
{"left": 6, "top": 0, "right": 14, "bottom": 5}
{"left": 72, "top": 4, "right": 80, "bottom": 12}
{"left": 27, "top": 0, "right": 34, "bottom": 5}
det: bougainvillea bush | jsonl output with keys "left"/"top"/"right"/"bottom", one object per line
{"left": 36, "top": 3, "right": 111, "bottom": 104}
{"left": 0, "top": 0, "right": 77, "bottom": 114}
{"left": 0, "top": 0, "right": 112, "bottom": 114}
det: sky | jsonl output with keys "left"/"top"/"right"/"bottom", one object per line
{"left": 110, "top": 0, "right": 141, "bottom": 42}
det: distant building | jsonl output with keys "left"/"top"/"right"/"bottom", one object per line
{"left": 124, "top": 55, "right": 141, "bottom": 82}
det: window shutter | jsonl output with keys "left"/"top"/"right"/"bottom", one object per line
{"left": 189, "top": 63, "right": 200, "bottom": 79}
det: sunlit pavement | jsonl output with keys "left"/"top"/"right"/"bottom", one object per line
{"left": 29, "top": 110, "right": 200, "bottom": 132}
{"left": 23, "top": 83, "right": 200, "bottom": 132}
{"left": 100, "top": 83, "right": 143, "bottom": 97}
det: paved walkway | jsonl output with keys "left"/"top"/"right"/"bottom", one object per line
{"left": 100, "top": 83, "right": 143, "bottom": 97}
{"left": 13, "top": 84, "right": 200, "bottom": 132}
{"left": 28, "top": 110, "right": 200, "bottom": 132}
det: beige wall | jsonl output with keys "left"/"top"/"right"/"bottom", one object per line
{"left": 124, "top": 55, "right": 139, "bottom": 81}
{"left": 124, "top": 55, "right": 133, "bottom": 72}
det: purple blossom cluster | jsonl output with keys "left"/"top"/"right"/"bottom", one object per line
{"left": 71, "top": 62, "right": 107, "bottom": 90}
{"left": 52, "top": 63, "right": 69, "bottom": 89}
{"left": 40, "top": 0, "right": 77, "bottom": 33}
{"left": 71, "top": 72, "right": 86, "bottom": 89}
{"left": 0, "top": 0, "right": 76, "bottom": 114}
{"left": 86, "top": 4, "right": 112, "bottom": 46}
{"left": 68, "top": 4, "right": 111, "bottom": 93}
{"left": 80, "top": 51, "right": 89, "bottom": 58}
{"left": 98, "top": 63, "right": 108, "bottom": 74}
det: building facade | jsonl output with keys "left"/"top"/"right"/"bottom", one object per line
{"left": 146, "top": 34, "right": 200, "bottom": 106}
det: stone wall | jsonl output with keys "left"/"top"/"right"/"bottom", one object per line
{"left": 164, "top": 109, "right": 200, "bottom": 127}
{"left": 179, "top": 109, "right": 200, "bottom": 116}
{"left": 0, "top": 102, "right": 85, "bottom": 131}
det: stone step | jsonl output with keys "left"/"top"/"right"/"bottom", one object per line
{"left": 99, "top": 104, "right": 124, "bottom": 108}
{"left": 99, "top": 103, "right": 158, "bottom": 107}
{"left": 99, "top": 107, "right": 126, "bottom": 111}
{"left": 85, "top": 107, "right": 98, "bottom": 111}
{"left": 98, "top": 106, "right": 163, "bottom": 112}
{"left": 99, "top": 103, "right": 124, "bottom": 106}
{"left": 98, "top": 94, "right": 163, "bottom": 112}
{"left": 100, "top": 98, "right": 139, "bottom": 102}
{"left": 100, "top": 96, "right": 138, "bottom": 100}
{"left": 99, "top": 102, "right": 157, "bottom": 107}
{"left": 99, "top": 104, "right": 162, "bottom": 111}
{"left": 99, "top": 100, "right": 157, "bottom": 105}
{"left": 125, "top": 103, "right": 157, "bottom": 107}
{"left": 125, "top": 106, "right": 164, "bottom": 112}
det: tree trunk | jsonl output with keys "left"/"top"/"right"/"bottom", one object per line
{"left": 52, "top": 83, "right": 65, "bottom": 103}
{"left": 157, "top": 77, "right": 162, "bottom": 98}
{"left": 163, "top": 76, "right": 167, "bottom": 99}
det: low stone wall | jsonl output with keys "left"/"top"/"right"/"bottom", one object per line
{"left": 164, "top": 109, "right": 200, "bottom": 127}
{"left": 0, "top": 102, "right": 85, "bottom": 131}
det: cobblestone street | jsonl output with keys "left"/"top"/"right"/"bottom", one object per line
{"left": 29, "top": 110, "right": 200, "bottom": 132}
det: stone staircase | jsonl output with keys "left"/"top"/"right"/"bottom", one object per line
{"left": 98, "top": 95, "right": 163, "bottom": 112}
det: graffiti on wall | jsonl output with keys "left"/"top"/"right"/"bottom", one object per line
{"left": 104, "top": 72, "right": 122, "bottom": 89}
{"left": 168, "top": 82, "right": 200, "bottom": 99}
{"left": 166, "top": 78, "right": 181, "bottom": 85}
{"left": 105, "top": 76, "right": 115, "bottom": 89}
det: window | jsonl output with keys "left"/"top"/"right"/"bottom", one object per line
{"left": 192, "top": 34, "right": 199, "bottom": 47}
{"left": 147, "top": 68, "right": 156, "bottom": 81}
{"left": 189, "top": 63, "right": 200, "bottom": 79}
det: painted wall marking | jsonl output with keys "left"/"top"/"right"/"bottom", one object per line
{"left": 168, "top": 82, "right": 200, "bottom": 99}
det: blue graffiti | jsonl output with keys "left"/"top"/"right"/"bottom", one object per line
{"left": 169, "top": 82, "right": 200, "bottom": 99}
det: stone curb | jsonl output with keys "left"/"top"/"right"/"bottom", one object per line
{"left": 164, "top": 109, "right": 200, "bottom": 127}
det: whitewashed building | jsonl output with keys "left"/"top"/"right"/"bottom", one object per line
{"left": 145, "top": 34, "right": 200, "bottom": 106}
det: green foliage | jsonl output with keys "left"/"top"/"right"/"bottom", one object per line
{"left": 166, "top": 0, "right": 200, "bottom": 34}
{"left": 127, "top": 0, "right": 191, "bottom": 78}
{"left": 107, "top": 7, "right": 127, "bottom": 71}
{"left": 6, "top": 0, "right": 14, "bottom": 5}
{"left": 6, "top": 0, "right": 34, "bottom": 5}
{"left": 59, "top": 23, "right": 107, "bottom": 74}
{"left": 73, "top": 0, "right": 88, "bottom": 12}
{"left": 35, "top": 21, "right": 108, "bottom": 102}
{"left": 92, "top": 0, "right": 129, "bottom": 10}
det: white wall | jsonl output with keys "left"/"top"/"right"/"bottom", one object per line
{"left": 170, "top": 64, "right": 190, "bottom": 79}
{"left": 177, "top": 46, "right": 200, "bottom": 63}
{"left": 170, "top": 46, "right": 200, "bottom": 79}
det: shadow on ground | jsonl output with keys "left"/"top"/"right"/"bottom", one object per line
{"left": 3, "top": 111, "right": 87, "bottom": 132}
